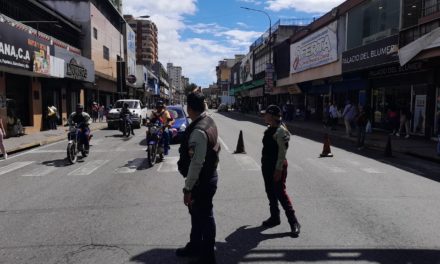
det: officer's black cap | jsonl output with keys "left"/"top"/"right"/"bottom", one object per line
{"left": 261, "top": 105, "right": 281, "bottom": 117}
{"left": 76, "top": 104, "right": 84, "bottom": 109}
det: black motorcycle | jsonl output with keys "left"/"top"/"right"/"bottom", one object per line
{"left": 67, "top": 123, "right": 89, "bottom": 164}
{"left": 119, "top": 114, "right": 132, "bottom": 137}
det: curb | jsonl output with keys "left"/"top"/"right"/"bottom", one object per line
{"left": 226, "top": 112, "right": 440, "bottom": 164}
{"left": 6, "top": 124, "right": 108, "bottom": 155}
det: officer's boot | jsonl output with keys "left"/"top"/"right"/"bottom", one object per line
{"left": 175, "top": 242, "right": 200, "bottom": 258}
{"left": 262, "top": 207, "right": 281, "bottom": 227}
{"left": 288, "top": 214, "right": 301, "bottom": 237}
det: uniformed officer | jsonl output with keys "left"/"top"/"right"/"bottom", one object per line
{"left": 260, "top": 105, "right": 300, "bottom": 236}
{"left": 176, "top": 92, "right": 220, "bottom": 264}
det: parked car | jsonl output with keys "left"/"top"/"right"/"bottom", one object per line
{"left": 217, "top": 103, "right": 228, "bottom": 112}
{"left": 107, "top": 99, "right": 148, "bottom": 129}
{"left": 167, "top": 105, "right": 190, "bottom": 143}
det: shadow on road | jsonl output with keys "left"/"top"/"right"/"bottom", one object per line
{"left": 42, "top": 159, "right": 70, "bottom": 167}
{"left": 217, "top": 112, "right": 440, "bottom": 183}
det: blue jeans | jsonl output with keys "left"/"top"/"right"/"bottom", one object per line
{"left": 162, "top": 128, "right": 170, "bottom": 155}
{"left": 79, "top": 127, "right": 90, "bottom": 150}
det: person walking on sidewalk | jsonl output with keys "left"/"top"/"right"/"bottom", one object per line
{"left": 396, "top": 106, "right": 411, "bottom": 138}
{"left": 260, "top": 105, "right": 301, "bottom": 237}
{"left": 356, "top": 105, "right": 369, "bottom": 150}
{"left": 0, "top": 117, "right": 7, "bottom": 159}
{"left": 47, "top": 105, "right": 58, "bottom": 130}
{"left": 329, "top": 101, "right": 339, "bottom": 130}
{"left": 176, "top": 92, "right": 220, "bottom": 264}
{"left": 342, "top": 100, "right": 356, "bottom": 137}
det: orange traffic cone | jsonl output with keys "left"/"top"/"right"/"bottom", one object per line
{"left": 320, "top": 133, "right": 333, "bottom": 157}
{"left": 234, "top": 130, "right": 246, "bottom": 154}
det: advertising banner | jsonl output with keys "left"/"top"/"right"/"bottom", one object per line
{"left": 342, "top": 35, "right": 399, "bottom": 73}
{"left": 54, "top": 46, "right": 94, "bottom": 83}
{"left": 240, "top": 52, "right": 253, "bottom": 83}
{"left": 290, "top": 21, "right": 338, "bottom": 74}
{"left": 0, "top": 21, "right": 54, "bottom": 75}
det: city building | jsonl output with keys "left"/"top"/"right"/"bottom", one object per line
{"left": 216, "top": 55, "right": 244, "bottom": 105}
{"left": 42, "top": 0, "right": 127, "bottom": 112}
{"left": 152, "top": 62, "right": 170, "bottom": 103}
{"left": 109, "top": 0, "right": 123, "bottom": 13}
{"left": 0, "top": 0, "right": 94, "bottom": 133}
{"left": 125, "top": 15, "right": 158, "bottom": 67}
{"left": 167, "top": 63, "right": 182, "bottom": 92}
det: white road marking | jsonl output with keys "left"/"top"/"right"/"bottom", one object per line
{"left": 234, "top": 155, "right": 260, "bottom": 171}
{"left": 218, "top": 136, "right": 231, "bottom": 153}
{"left": 31, "top": 150, "right": 65, "bottom": 153}
{"left": 68, "top": 160, "right": 109, "bottom": 176}
{"left": 306, "top": 158, "right": 346, "bottom": 173}
{"left": 115, "top": 159, "right": 147, "bottom": 173}
{"left": 361, "top": 168, "right": 384, "bottom": 174}
{"left": 157, "top": 157, "right": 179, "bottom": 172}
{"left": 0, "top": 162, "right": 34, "bottom": 175}
{"left": 22, "top": 166, "right": 57, "bottom": 177}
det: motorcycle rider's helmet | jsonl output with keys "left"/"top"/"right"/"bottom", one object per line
{"left": 156, "top": 100, "right": 164, "bottom": 109}
{"left": 76, "top": 104, "right": 84, "bottom": 113}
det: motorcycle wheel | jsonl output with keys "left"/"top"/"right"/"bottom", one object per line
{"left": 147, "top": 144, "right": 157, "bottom": 166}
{"left": 67, "top": 142, "right": 77, "bottom": 164}
{"left": 125, "top": 123, "right": 130, "bottom": 138}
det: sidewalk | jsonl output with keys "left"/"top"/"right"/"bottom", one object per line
{"left": 229, "top": 111, "right": 440, "bottom": 164}
{"left": 4, "top": 122, "right": 108, "bottom": 154}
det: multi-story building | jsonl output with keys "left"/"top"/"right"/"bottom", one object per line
{"left": 152, "top": 62, "right": 170, "bottom": 103}
{"left": 216, "top": 55, "right": 244, "bottom": 105}
{"left": 0, "top": 0, "right": 94, "bottom": 133}
{"left": 42, "top": 0, "right": 127, "bottom": 111}
{"left": 109, "top": 0, "right": 123, "bottom": 13}
{"left": 167, "top": 63, "right": 182, "bottom": 92}
{"left": 125, "top": 15, "right": 158, "bottom": 67}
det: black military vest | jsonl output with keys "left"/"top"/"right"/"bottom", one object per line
{"left": 178, "top": 113, "right": 220, "bottom": 181}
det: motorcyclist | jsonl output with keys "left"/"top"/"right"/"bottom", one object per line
{"left": 68, "top": 104, "right": 92, "bottom": 153}
{"left": 120, "top": 103, "right": 135, "bottom": 136}
{"left": 148, "top": 101, "right": 174, "bottom": 155}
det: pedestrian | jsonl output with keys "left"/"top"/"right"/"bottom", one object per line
{"left": 176, "top": 92, "right": 220, "bottom": 264}
{"left": 47, "top": 105, "right": 58, "bottom": 130}
{"left": 342, "top": 100, "right": 356, "bottom": 137}
{"left": 282, "top": 102, "right": 288, "bottom": 121}
{"left": 356, "top": 105, "right": 368, "bottom": 150}
{"left": 91, "top": 102, "right": 99, "bottom": 123}
{"left": 260, "top": 105, "right": 301, "bottom": 237}
{"left": 396, "top": 106, "right": 411, "bottom": 138}
{"left": 0, "top": 116, "right": 7, "bottom": 159}
{"left": 387, "top": 107, "right": 399, "bottom": 135}
{"left": 328, "top": 101, "right": 339, "bottom": 130}
{"left": 98, "top": 104, "right": 105, "bottom": 122}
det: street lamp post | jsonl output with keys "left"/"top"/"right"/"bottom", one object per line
{"left": 240, "top": 7, "right": 272, "bottom": 104}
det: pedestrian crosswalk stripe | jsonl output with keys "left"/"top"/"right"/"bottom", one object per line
{"left": 68, "top": 160, "right": 109, "bottom": 175}
{"left": 157, "top": 157, "right": 179, "bottom": 173}
{"left": 218, "top": 136, "right": 231, "bottom": 153}
{"left": 361, "top": 168, "right": 384, "bottom": 174}
{"left": 306, "top": 158, "right": 346, "bottom": 173}
{"left": 234, "top": 155, "right": 260, "bottom": 171}
{"left": 115, "top": 158, "right": 147, "bottom": 173}
{"left": 31, "top": 150, "right": 65, "bottom": 153}
{"left": 0, "top": 161, "right": 34, "bottom": 175}
{"left": 22, "top": 166, "right": 57, "bottom": 177}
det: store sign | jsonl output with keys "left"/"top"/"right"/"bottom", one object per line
{"left": 265, "top": 63, "right": 274, "bottom": 93}
{"left": 368, "top": 62, "right": 423, "bottom": 78}
{"left": 0, "top": 21, "right": 53, "bottom": 74}
{"left": 54, "top": 46, "right": 95, "bottom": 83}
{"left": 342, "top": 35, "right": 399, "bottom": 73}
{"left": 290, "top": 21, "right": 338, "bottom": 74}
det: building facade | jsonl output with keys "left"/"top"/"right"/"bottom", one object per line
{"left": 125, "top": 15, "right": 158, "bottom": 67}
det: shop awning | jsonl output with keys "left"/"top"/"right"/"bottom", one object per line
{"left": 231, "top": 79, "right": 265, "bottom": 95}
{"left": 399, "top": 27, "right": 440, "bottom": 66}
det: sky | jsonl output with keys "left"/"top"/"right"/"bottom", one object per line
{"left": 124, "top": 0, "right": 345, "bottom": 87}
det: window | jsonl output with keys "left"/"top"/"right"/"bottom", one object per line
{"left": 103, "top": 46, "right": 109, "bottom": 60}
{"left": 347, "top": 0, "right": 400, "bottom": 50}
{"left": 93, "top": 27, "right": 98, "bottom": 39}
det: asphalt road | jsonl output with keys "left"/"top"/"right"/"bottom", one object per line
{"left": 0, "top": 111, "right": 439, "bottom": 264}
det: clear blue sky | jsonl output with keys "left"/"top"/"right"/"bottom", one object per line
{"left": 124, "top": 0, "right": 344, "bottom": 87}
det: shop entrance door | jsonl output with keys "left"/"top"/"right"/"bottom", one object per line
{"left": 41, "top": 86, "right": 61, "bottom": 130}
{"left": 5, "top": 73, "right": 31, "bottom": 126}
{"left": 411, "top": 85, "right": 428, "bottom": 136}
